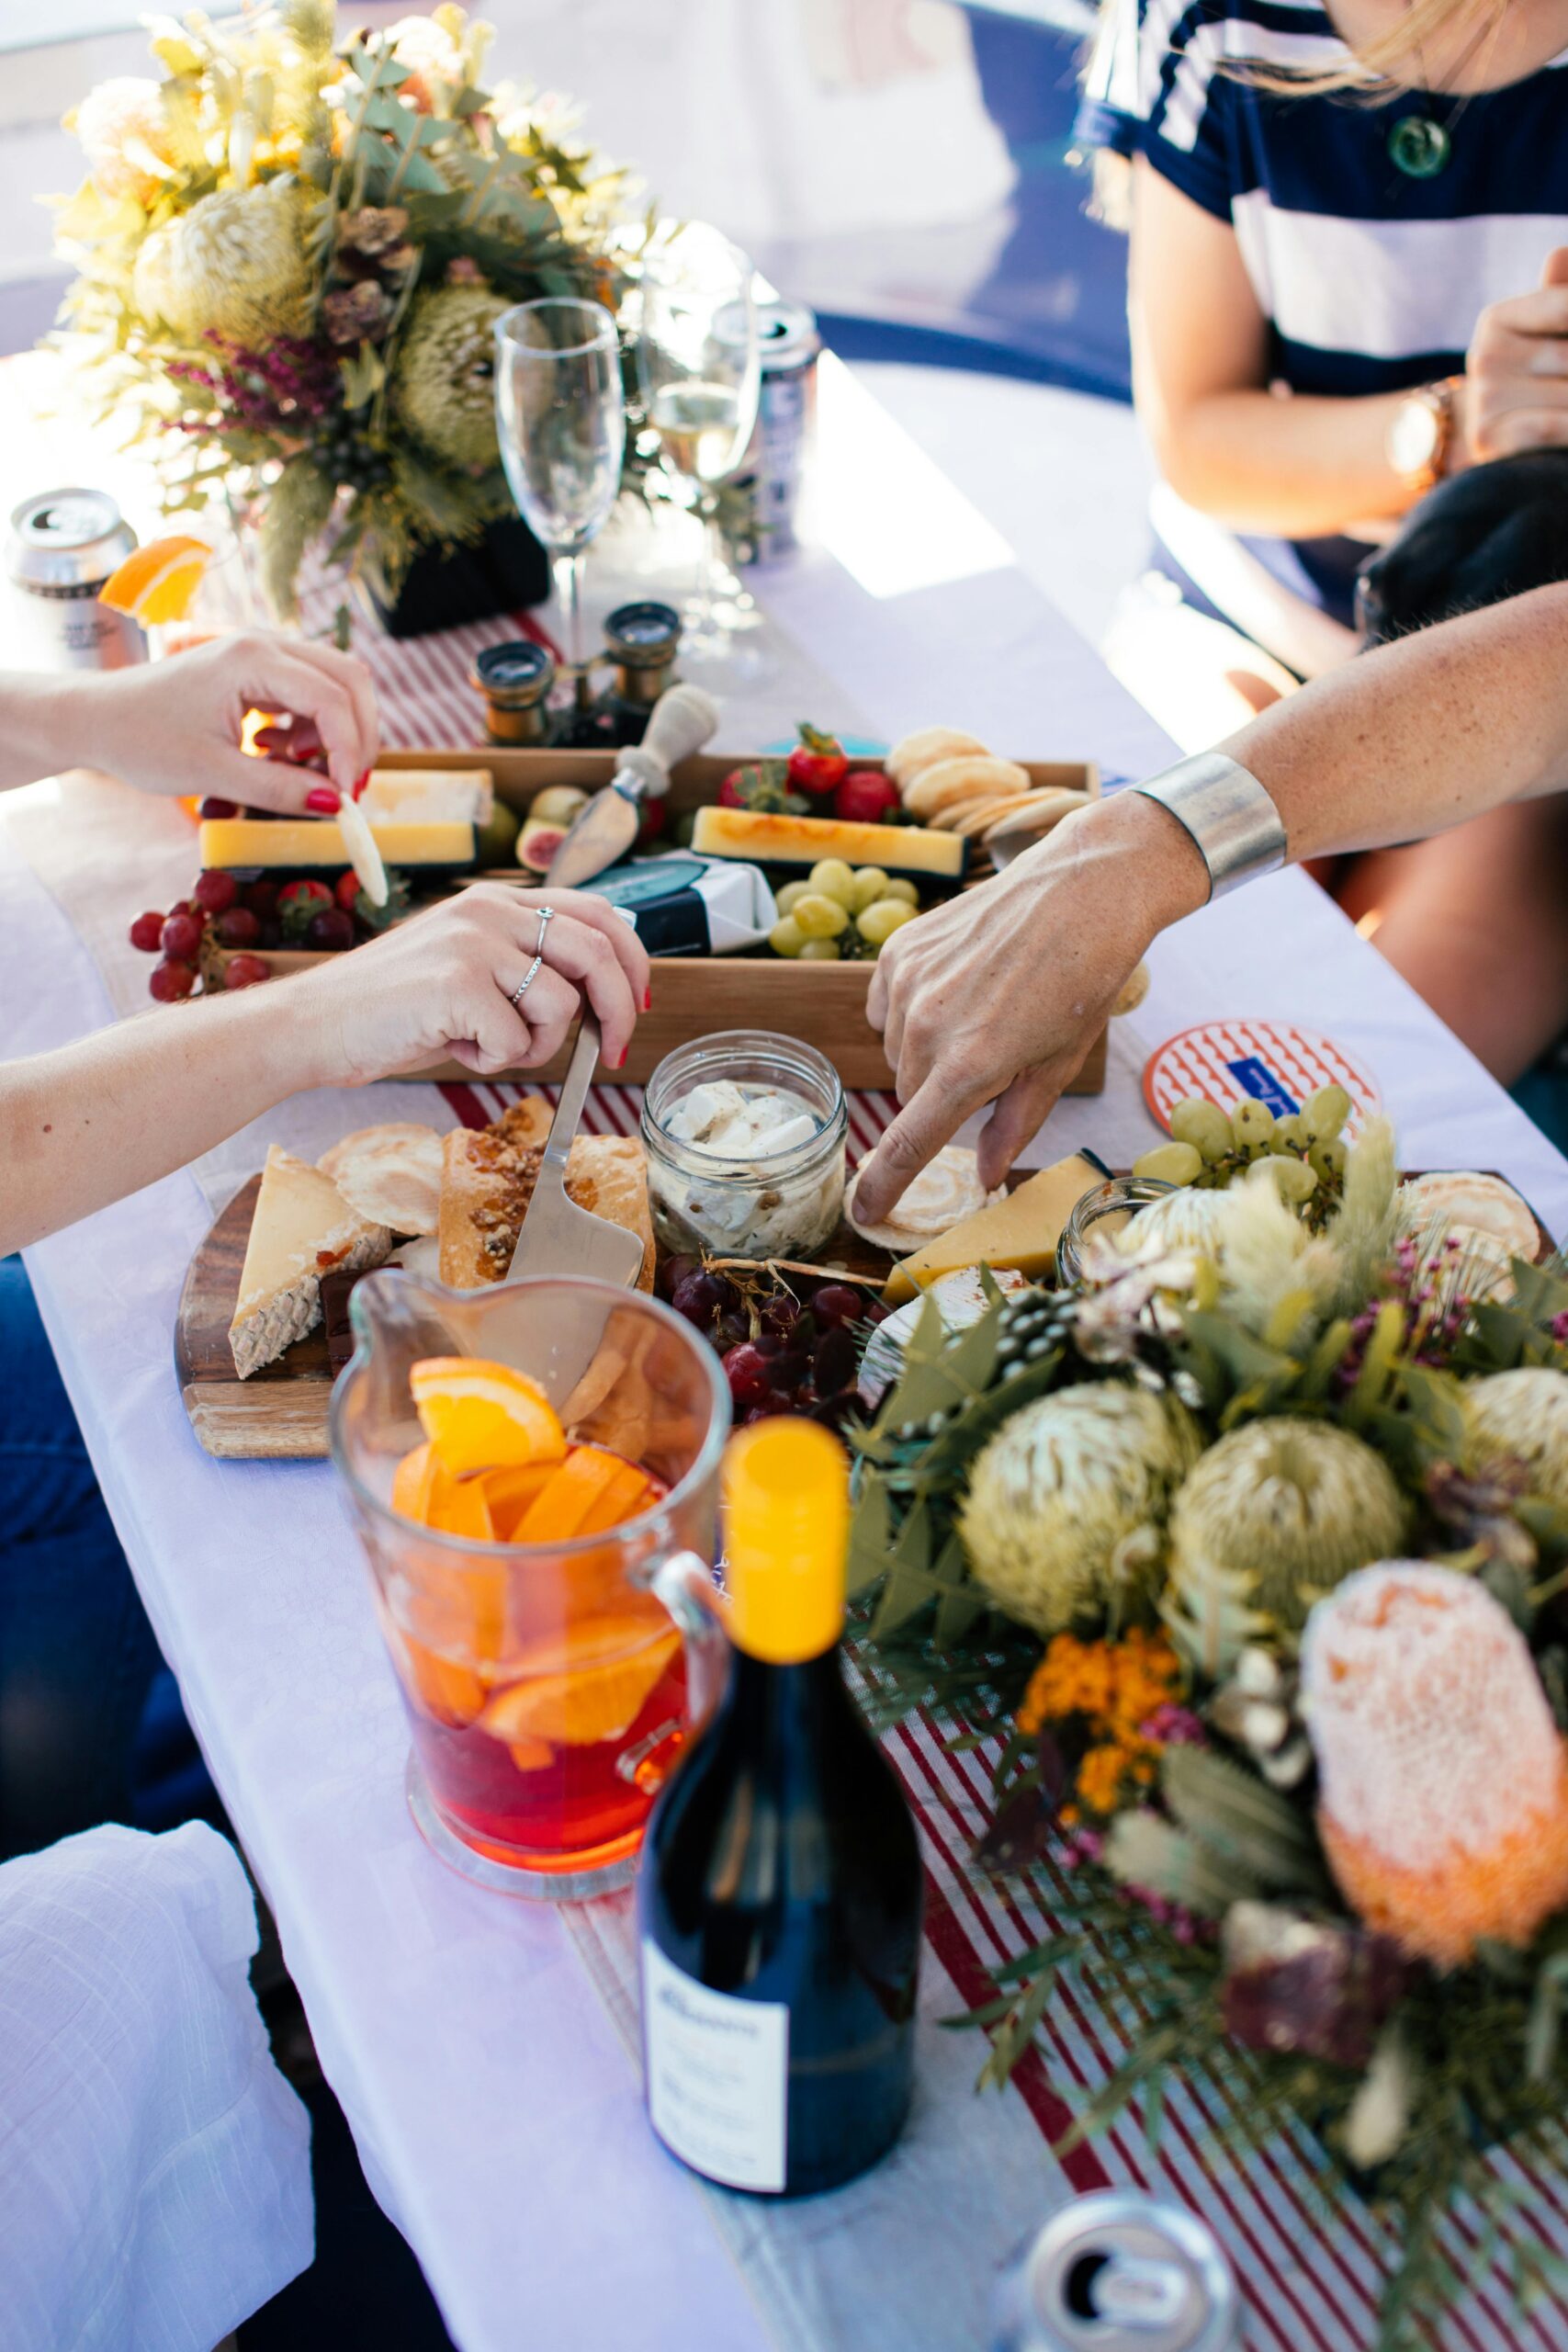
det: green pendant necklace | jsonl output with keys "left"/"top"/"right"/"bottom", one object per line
{"left": 1385, "top": 2, "right": 1501, "bottom": 176}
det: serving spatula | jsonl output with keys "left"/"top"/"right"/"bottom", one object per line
{"left": 504, "top": 1012, "right": 646, "bottom": 1289}
{"left": 543, "top": 682, "right": 720, "bottom": 890}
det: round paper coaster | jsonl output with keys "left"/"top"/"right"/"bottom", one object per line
{"left": 1144, "top": 1020, "right": 1382, "bottom": 1137}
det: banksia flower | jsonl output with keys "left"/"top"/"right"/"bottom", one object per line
{"left": 133, "top": 181, "right": 313, "bottom": 346}
{"left": 1467, "top": 1366, "right": 1568, "bottom": 1505}
{"left": 1302, "top": 1562, "right": 1568, "bottom": 1969}
{"left": 393, "top": 283, "right": 509, "bottom": 469}
{"left": 958, "top": 1383, "right": 1201, "bottom": 1637}
{"left": 1168, "top": 1417, "right": 1409, "bottom": 1631}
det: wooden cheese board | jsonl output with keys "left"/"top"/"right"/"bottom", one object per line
{"left": 201, "top": 747, "right": 1109, "bottom": 1095}
{"left": 175, "top": 1168, "right": 910, "bottom": 1461}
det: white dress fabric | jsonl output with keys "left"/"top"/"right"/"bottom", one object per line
{"left": 0, "top": 1822, "right": 313, "bottom": 2352}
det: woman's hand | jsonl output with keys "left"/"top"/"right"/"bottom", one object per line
{"left": 74, "top": 632, "right": 379, "bottom": 811}
{"left": 851, "top": 796, "right": 1207, "bottom": 1226}
{"left": 1461, "top": 247, "right": 1568, "bottom": 463}
{"left": 290, "top": 884, "right": 652, "bottom": 1085}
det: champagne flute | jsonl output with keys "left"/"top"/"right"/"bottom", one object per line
{"left": 637, "top": 227, "right": 760, "bottom": 667}
{"left": 494, "top": 298, "right": 626, "bottom": 686}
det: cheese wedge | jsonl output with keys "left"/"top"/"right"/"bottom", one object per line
{"left": 362, "top": 769, "right": 493, "bottom": 824}
{"left": 882, "top": 1152, "right": 1105, "bottom": 1305}
{"left": 229, "top": 1146, "right": 392, "bottom": 1377}
{"left": 198, "top": 816, "right": 475, "bottom": 873}
{"left": 691, "top": 803, "right": 966, "bottom": 881}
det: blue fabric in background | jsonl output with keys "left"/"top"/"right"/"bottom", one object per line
{"left": 0, "top": 1257, "right": 211, "bottom": 1857}
{"left": 822, "top": 7, "right": 1133, "bottom": 401}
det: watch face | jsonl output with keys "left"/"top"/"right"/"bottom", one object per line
{"left": 1390, "top": 394, "right": 1441, "bottom": 478}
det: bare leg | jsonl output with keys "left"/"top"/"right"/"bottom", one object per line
{"left": 1362, "top": 799, "right": 1568, "bottom": 1083}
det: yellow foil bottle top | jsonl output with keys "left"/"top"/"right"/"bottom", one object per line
{"left": 722, "top": 1419, "right": 849, "bottom": 1665}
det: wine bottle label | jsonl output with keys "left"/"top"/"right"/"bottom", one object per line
{"left": 641, "top": 1939, "right": 789, "bottom": 2192}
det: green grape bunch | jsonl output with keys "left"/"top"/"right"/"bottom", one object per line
{"left": 1132, "top": 1084, "right": 1351, "bottom": 1228}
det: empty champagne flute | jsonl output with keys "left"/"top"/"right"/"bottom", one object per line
{"left": 494, "top": 298, "right": 626, "bottom": 687}
{"left": 637, "top": 227, "right": 760, "bottom": 668}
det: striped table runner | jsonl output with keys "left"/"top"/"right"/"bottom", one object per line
{"left": 325, "top": 591, "right": 1568, "bottom": 2352}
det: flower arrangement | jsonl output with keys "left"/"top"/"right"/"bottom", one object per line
{"left": 849, "top": 1130, "right": 1568, "bottom": 2343}
{"left": 51, "top": 3, "right": 643, "bottom": 618}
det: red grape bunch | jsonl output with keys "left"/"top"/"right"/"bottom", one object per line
{"left": 657, "top": 1256, "right": 887, "bottom": 1429}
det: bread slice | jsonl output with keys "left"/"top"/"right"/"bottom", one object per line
{"left": 230, "top": 1145, "right": 391, "bottom": 1377}
{"left": 438, "top": 1126, "right": 654, "bottom": 1292}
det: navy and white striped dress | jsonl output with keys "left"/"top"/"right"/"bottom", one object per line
{"left": 1077, "top": 0, "right": 1568, "bottom": 620}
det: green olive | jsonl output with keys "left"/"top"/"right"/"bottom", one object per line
{"left": 807, "top": 859, "right": 858, "bottom": 910}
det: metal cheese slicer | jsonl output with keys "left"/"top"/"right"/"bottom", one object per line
{"left": 504, "top": 1013, "right": 645, "bottom": 1289}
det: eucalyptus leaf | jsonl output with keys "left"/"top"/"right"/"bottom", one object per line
{"left": 1103, "top": 1810, "right": 1262, "bottom": 1914}
{"left": 1161, "top": 1745, "right": 1326, "bottom": 1894}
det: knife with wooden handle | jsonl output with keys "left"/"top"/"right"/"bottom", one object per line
{"left": 543, "top": 683, "right": 720, "bottom": 890}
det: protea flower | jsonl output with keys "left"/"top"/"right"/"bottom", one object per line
{"left": 1302, "top": 1562, "right": 1568, "bottom": 1968}
{"left": 73, "top": 77, "right": 174, "bottom": 205}
{"left": 1168, "top": 1417, "right": 1409, "bottom": 1630}
{"left": 958, "top": 1383, "right": 1201, "bottom": 1637}
{"left": 1467, "top": 1365, "right": 1568, "bottom": 1505}
{"left": 392, "top": 283, "right": 509, "bottom": 470}
{"left": 133, "top": 180, "right": 313, "bottom": 346}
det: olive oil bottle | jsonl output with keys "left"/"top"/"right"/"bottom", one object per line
{"left": 638, "top": 1419, "right": 923, "bottom": 2196}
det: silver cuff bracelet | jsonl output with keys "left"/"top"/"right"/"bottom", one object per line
{"left": 1131, "top": 752, "right": 1287, "bottom": 900}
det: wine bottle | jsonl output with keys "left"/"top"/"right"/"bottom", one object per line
{"left": 638, "top": 1419, "right": 923, "bottom": 2197}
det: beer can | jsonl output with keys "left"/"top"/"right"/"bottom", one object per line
{"left": 716, "top": 298, "right": 819, "bottom": 564}
{"left": 6, "top": 489, "right": 147, "bottom": 672}
{"left": 992, "top": 2190, "right": 1243, "bottom": 2352}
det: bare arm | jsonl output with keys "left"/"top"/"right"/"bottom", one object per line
{"left": 851, "top": 582, "right": 1568, "bottom": 1221}
{"left": 1132, "top": 166, "right": 1568, "bottom": 540}
{"left": 0, "top": 884, "right": 650, "bottom": 1257}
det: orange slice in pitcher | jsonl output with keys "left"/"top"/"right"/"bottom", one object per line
{"left": 400, "top": 1635, "right": 489, "bottom": 1728}
{"left": 515, "top": 1446, "right": 649, "bottom": 1544}
{"left": 98, "top": 533, "right": 212, "bottom": 625}
{"left": 469, "top": 1460, "right": 556, "bottom": 1542}
{"left": 410, "top": 1357, "right": 566, "bottom": 1479}
{"left": 479, "top": 1617, "right": 681, "bottom": 1747}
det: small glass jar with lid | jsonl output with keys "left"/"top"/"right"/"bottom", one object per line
{"left": 1055, "top": 1175, "right": 1178, "bottom": 1285}
{"left": 641, "top": 1032, "right": 848, "bottom": 1261}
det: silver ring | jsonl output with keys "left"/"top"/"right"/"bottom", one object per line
{"left": 507, "top": 905, "right": 556, "bottom": 1011}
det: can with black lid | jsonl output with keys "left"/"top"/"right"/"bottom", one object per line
{"left": 992, "top": 2191, "right": 1243, "bottom": 2352}
{"left": 714, "top": 299, "right": 818, "bottom": 564}
{"left": 6, "top": 489, "right": 148, "bottom": 671}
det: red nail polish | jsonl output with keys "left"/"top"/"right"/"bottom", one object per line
{"left": 642, "top": 988, "right": 652, "bottom": 1012}
{"left": 611, "top": 1046, "right": 627, "bottom": 1069}
{"left": 305, "top": 785, "right": 342, "bottom": 813}
{"left": 353, "top": 768, "right": 371, "bottom": 799}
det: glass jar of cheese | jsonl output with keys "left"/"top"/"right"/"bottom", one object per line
{"left": 641, "top": 1032, "right": 847, "bottom": 1261}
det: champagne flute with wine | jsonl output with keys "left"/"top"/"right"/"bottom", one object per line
{"left": 637, "top": 226, "right": 761, "bottom": 670}
{"left": 494, "top": 298, "right": 626, "bottom": 699}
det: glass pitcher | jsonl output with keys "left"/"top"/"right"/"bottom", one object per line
{"left": 332, "top": 1272, "right": 730, "bottom": 1900}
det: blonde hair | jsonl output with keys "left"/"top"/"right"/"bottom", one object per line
{"left": 1239, "top": 0, "right": 1509, "bottom": 96}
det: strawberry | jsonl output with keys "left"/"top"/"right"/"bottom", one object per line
{"left": 786, "top": 722, "right": 849, "bottom": 797}
{"left": 833, "top": 769, "right": 901, "bottom": 825}
{"left": 277, "top": 878, "right": 334, "bottom": 943}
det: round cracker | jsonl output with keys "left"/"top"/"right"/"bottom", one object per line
{"left": 319, "top": 1123, "right": 445, "bottom": 1236}
{"left": 948, "top": 791, "right": 1056, "bottom": 838}
{"left": 982, "top": 788, "right": 1091, "bottom": 852}
{"left": 904, "top": 756, "right": 1031, "bottom": 820}
{"left": 886, "top": 727, "right": 989, "bottom": 792}
{"left": 846, "top": 1144, "right": 999, "bottom": 1250}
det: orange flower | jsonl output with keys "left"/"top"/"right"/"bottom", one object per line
{"left": 1017, "top": 1627, "right": 1183, "bottom": 1819}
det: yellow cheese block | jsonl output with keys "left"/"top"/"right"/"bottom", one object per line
{"left": 691, "top": 803, "right": 966, "bottom": 880}
{"left": 882, "top": 1152, "right": 1105, "bottom": 1304}
{"left": 198, "top": 816, "right": 475, "bottom": 872}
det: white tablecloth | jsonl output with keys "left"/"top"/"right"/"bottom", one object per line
{"left": 6, "top": 362, "right": 1568, "bottom": 2352}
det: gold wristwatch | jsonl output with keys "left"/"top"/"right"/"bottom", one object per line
{"left": 1387, "top": 376, "right": 1463, "bottom": 498}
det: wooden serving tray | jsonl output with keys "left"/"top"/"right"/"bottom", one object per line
{"left": 203, "top": 747, "right": 1108, "bottom": 1096}
{"left": 175, "top": 1169, "right": 906, "bottom": 1461}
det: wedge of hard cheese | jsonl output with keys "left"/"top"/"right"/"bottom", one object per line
{"left": 882, "top": 1152, "right": 1105, "bottom": 1305}
{"left": 229, "top": 1146, "right": 392, "bottom": 1377}
{"left": 362, "top": 768, "right": 493, "bottom": 825}
{"left": 198, "top": 815, "right": 476, "bottom": 873}
{"left": 691, "top": 803, "right": 966, "bottom": 881}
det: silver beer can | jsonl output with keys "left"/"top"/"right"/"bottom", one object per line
{"left": 6, "top": 489, "right": 147, "bottom": 672}
{"left": 992, "top": 2191, "right": 1244, "bottom": 2352}
{"left": 716, "top": 297, "right": 819, "bottom": 564}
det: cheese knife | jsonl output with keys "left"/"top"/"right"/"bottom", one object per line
{"left": 504, "top": 1012, "right": 646, "bottom": 1289}
{"left": 542, "top": 682, "right": 720, "bottom": 890}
